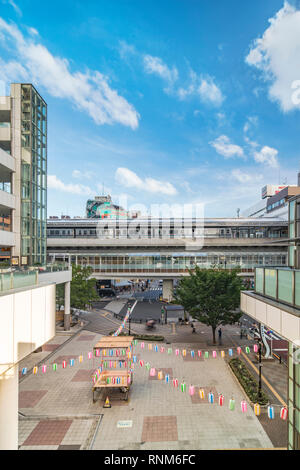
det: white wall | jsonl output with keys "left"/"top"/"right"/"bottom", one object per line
{"left": 0, "top": 284, "right": 56, "bottom": 376}
{"left": 241, "top": 291, "right": 300, "bottom": 343}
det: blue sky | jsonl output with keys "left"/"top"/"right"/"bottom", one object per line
{"left": 1, "top": 0, "right": 300, "bottom": 217}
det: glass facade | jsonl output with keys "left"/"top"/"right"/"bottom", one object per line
{"left": 21, "top": 85, "right": 47, "bottom": 265}
{"left": 72, "top": 252, "right": 286, "bottom": 274}
{"left": 288, "top": 342, "right": 300, "bottom": 450}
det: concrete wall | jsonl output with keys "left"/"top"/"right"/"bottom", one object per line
{"left": 241, "top": 291, "right": 300, "bottom": 343}
{"left": 0, "top": 283, "right": 56, "bottom": 376}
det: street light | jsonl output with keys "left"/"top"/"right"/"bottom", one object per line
{"left": 256, "top": 338, "right": 263, "bottom": 401}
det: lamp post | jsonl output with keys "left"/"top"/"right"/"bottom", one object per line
{"left": 256, "top": 338, "right": 262, "bottom": 401}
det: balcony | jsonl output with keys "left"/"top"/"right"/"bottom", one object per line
{"left": 254, "top": 266, "right": 300, "bottom": 309}
{"left": 0, "top": 263, "right": 72, "bottom": 294}
{"left": 241, "top": 267, "right": 300, "bottom": 342}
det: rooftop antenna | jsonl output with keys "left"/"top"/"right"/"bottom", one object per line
{"left": 237, "top": 208, "right": 240, "bottom": 218}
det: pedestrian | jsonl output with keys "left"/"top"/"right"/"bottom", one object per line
{"left": 218, "top": 327, "right": 222, "bottom": 343}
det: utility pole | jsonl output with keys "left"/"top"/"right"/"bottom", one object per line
{"left": 257, "top": 339, "right": 262, "bottom": 401}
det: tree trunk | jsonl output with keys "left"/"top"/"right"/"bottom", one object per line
{"left": 212, "top": 326, "right": 216, "bottom": 344}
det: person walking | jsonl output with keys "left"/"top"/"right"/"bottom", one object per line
{"left": 218, "top": 327, "right": 222, "bottom": 344}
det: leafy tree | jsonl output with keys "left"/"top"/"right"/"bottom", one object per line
{"left": 174, "top": 266, "right": 243, "bottom": 343}
{"left": 56, "top": 264, "right": 98, "bottom": 311}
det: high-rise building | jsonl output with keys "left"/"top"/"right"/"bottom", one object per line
{"left": 0, "top": 83, "right": 47, "bottom": 266}
{"left": 86, "top": 195, "right": 129, "bottom": 219}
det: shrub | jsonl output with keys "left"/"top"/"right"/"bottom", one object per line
{"left": 108, "top": 332, "right": 165, "bottom": 342}
{"left": 229, "top": 358, "right": 269, "bottom": 405}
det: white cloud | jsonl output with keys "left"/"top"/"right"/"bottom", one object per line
{"left": 48, "top": 175, "right": 93, "bottom": 195}
{"left": 143, "top": 54, "right": 178, "bottom": 91}
{"left": 245, "top": 2, "right": 300, "bottom": 112}
{"left": 254, "top": 146, "right": 279, "bottom": 168}
{"left": 72, "top": 169, "right": 93, "bottom": 179}
{"left": 2, "top": 0, "right": 22, "bottom": 16}
{"left": 231, "top": 169, "right": 263, "bottom": 184}
{"left": 115, "top": 167, "right": 177, "bottom": 196}
{"left": 178, "top": 70, "right": 224, "bottom": 106}
{"left": 210, "top": 135, "right": 244, "bottom": 158}
{"left": 0, "top": 18, "right": 140, "bottom": 129}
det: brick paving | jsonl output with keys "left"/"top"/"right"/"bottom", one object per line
{"left": 17, "top": 304, "right": 288, "bottom": 450}
{"left": 42, "top": 344, "right": 60, "bottom": 352}
{"left": 23, "top": 420, "right": 72, "bottom": 445}
{"left": 141, "top": 416, "right": 178, "bottom": 442}
{"left": 71, "top": 370, "right": 94, "bottom": 382}
{"left": 19, "top": 390, "right": 48, "bottom": 408}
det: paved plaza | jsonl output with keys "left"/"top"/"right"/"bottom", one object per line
{"left": 17, "top": 312, "right": 279, "bottom": 450}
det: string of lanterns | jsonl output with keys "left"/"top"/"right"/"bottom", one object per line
{"left": 134, "top": 357, "right": 289, "bottom": 421}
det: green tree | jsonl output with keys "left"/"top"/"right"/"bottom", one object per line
{"left": 56, "top": 264, "right": 98, "bottom": 311}
{"left": 174, "top": 266, "right": 243, "bottom": 344}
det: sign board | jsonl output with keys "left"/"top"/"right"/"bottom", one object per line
{"left": 117, "top": 420, "right": 132, "bottom": 428}
{"left": 261, "top": 185, "right": 287, "bottom": 199}
{"left": 11, "top": 256, "right": 19, "bottom": 266}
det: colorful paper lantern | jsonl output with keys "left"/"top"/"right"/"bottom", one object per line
{"left": 254, "top": 403, "right": 261, "bottom": 416}
{"left": 127, "top": 375, "right": 131, "bottom": 384}
{"left": 268, "top": 406, "right": 274, "bottom": 419}
{"left": 70, "top": 359, "right": 74, "bottom": 367}
{"left": 237, "top": 347, "right": 241, "bottom": 355}
{"left": 165, "top": 374, "right": 170, "bottom": 384}
{"left": 95, "top": 349, "right": 100, "bottom": 357}
{"left": 160, "top": 347, "right": 165, "bottom": 353}
{"left": 133, "top": 356, "right": 137, "bottom": 363}
{"left": 228, "top": 349, "right": 233, "bottom": 356}
{"left": 139, "top": 360, "right": 144, "bottom": 367}
{"left": 241, "top": 400, "right": 247, "bottom": 413}
{"left": 213, "top": 351, "right": 217, "bottom": 358}
{"left": 208, "top": 392, "right": 214, "bottom": 403}
{"left": 204, "top": 351, "right": 209, "bottom": 358}
{"left": 229, "top": 398, "right": 235, "bottom": 411}
{"left": 173, "top": 378, "right": 179, "bottom": 388}
{"left": 199, "top": 388, "right": 205, "bottom": 399}
{"left": 245, "top": 347, "right": 250, "bottom": 354}
{"left": 175, "top": 349, "right": 179, "bottom": 356}
{"left": 158, "top": 371, "right": 163, "bottom": 380}
{"left": 141, "top": 342, "right": 145, "bottom": 349}
{"left": 191, "top": 350, "right": 195, "bottom": 358}
{"left": 21, "top": 367, "right": 27, "bottom": 375}
{"left": 168, "top": 348, "right": 172, "bottom": 355}
{"left": 189, "top": 385, "right": 195, "bottom": 396}
{"left": 41, "top": 365, "right": 46, "bottom": 373}
{"left": 154, "top": 345, "right": 158, "bottom": 352}
{"left": 148, "top": 344, "right": 152, "bottom": 351}
{"left": 198, "top": 350, "right": 202, "bottom": 357}
{"left": 182, "top": 349, "right": 187, "bottom": 357}
{"left": 221, "top": 351, "right": 225, "bottom": 358}
{"left": 62, "top": 361, "right": 66, "bottom": 369}
{"left": 145, "top": 362, "right": 150, "bottom": 370}
{"left": 116, "top": 377, "right": 121, "bottom": 384}
{"left": 52, "top": 363, "right": 57, "bottom": 371}
{"left": 150, "top": 368, "right": 156, "bottom": 377}
{"left": 280, "top": 407, "right": 288, "bottom": 421}
{"left": 79, "top": 355, "right": 83, "bottom": 363}
{"left": 219, "top": 394, "right": 224, "bottom": 406}
{"left": 88, "top": 352, "right": 92, "bottom": 359}
{"left": 253, "top": 344, "right": 258, "bottom": 353}
{"left": 181, "top": 382, "right": 186, "bottom": 392}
